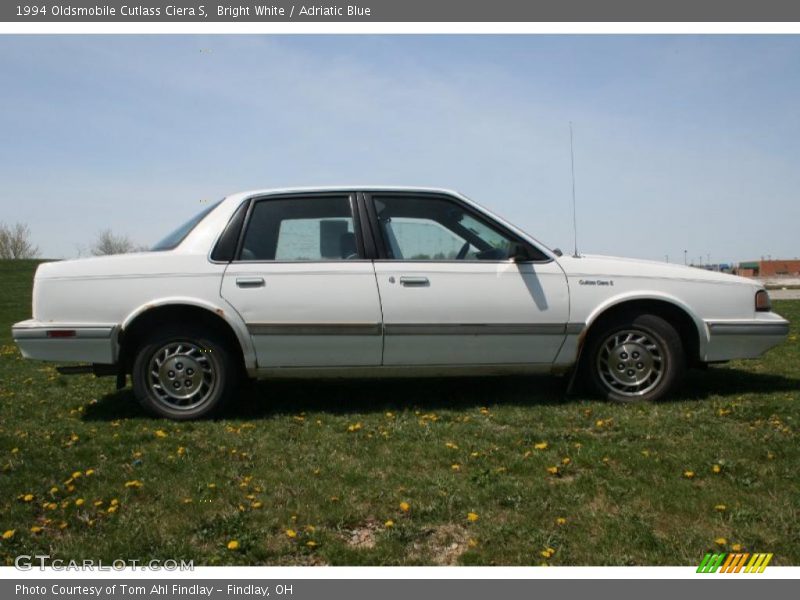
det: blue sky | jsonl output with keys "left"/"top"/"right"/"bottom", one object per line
{"left": 1, "top": 35, "right": 798, "bottom": 263}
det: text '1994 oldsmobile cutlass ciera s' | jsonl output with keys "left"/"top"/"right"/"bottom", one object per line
{"left": 12, "top": 187, "right": 790, "bottom": 419}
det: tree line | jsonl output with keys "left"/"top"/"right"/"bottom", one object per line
{"left": 0, "top": 222, "right": 146, "bottom": 259}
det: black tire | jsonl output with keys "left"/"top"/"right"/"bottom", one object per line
{"left": 582, "top": 312, "right": 685, "bottom": 403}
{"left": 132, "top": 325, "right": 238, "bottom": 420}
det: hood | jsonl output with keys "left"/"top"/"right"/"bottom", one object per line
{"left": 555, "top": 254, "right": 760, "bottom": 287}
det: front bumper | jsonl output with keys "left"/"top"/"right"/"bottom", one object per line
{"left": 11, "top": 319, "right": 118, "bottom": 364}
{"left": 704, "top": 313, "right": 790, "bottom": 362}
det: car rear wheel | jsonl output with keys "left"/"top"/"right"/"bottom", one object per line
{"left": 584, "top": 313, "right": 685, "bottom": 403}
{"left": 132, "top": 326, "right": 237, "bottom": 419}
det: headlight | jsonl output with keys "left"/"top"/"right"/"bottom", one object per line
{"left": 755, "top": 289, "right": 771, "bottom": 312}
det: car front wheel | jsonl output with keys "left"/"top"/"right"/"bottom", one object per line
{"left": 132, "top": 326, "right": 237, "bottom": 419}
{"left": 584, "top": 313, "right": 685, "bottom": 403}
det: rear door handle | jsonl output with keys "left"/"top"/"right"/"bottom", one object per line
{"left": 399, "top": 276, "right": 430, "bottom": 287}
{"left": 236, "top": 277, "right": 265, "bottom": 288}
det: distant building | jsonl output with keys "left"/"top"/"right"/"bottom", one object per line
{"left": 735, "top": 259, "right": 800, "bottom": 277}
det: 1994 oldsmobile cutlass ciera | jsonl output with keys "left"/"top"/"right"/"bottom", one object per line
{"left": 12, "top": 187, "right": 790, "bottom": 419}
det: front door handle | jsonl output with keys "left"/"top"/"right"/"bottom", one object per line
{"left": 236, "top": 277, "right": 265, "bottom": 288}
{"left": 399, "top": 276, "right": 430, "bottom": 287}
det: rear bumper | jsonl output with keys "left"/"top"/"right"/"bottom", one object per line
{"left": 704, "top": 314, "right": 790, "bottom": 362}
{"left": 11, "top": 319, "right": 118, "bottom": 364}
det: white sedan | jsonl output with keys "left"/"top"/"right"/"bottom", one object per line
{"left": 12, "top": 187, "right": 790, "bottom": 419}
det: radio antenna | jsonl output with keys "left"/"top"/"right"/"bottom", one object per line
{"left": 569, "top": 122, "right": 580, "bottom": 258}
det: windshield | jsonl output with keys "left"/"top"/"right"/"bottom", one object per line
{"left": 151, "top": 201, "right": 222, "bottom": 251}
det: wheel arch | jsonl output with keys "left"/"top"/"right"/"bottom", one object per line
{"left": 582, "top": 292, "right": 708, "bottom": 366}
{"left": 118, "top": 298, "right": 256, "bottom": 375}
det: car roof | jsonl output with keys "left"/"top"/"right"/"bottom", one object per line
{"left": 225, "top": 185, "right": 461, "bottom": 200}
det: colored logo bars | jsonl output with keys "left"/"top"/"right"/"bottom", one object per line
{"left": 697, "top": 553, "right": 773, "bottom": 573}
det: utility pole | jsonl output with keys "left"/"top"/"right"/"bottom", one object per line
{"left": 684, "top": 250, "right": 687, "bottom": 265}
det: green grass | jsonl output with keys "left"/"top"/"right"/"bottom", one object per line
{"left": 0, "top": 259, "right": 798, "bottom": 566}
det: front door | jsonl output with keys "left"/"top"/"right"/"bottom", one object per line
{"left": 221, "top": 193, "right": 383, "bottom": 368}
{"left": 365, "top": 192, "right": 570, "bottom": 366}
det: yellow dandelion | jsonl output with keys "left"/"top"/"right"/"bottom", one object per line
{"left": 22, "top": 494, "right": 34, "bottom": 502}
{"left": 399, "top": 501, "right": 410, "bottom": 513}
{"left": 93, "top": 500, "right": 104, "bottom": 507}
{"left": 46, "top": 502, "right": 57, "bottom": 511}
{"left": 227, "top": 540, "right": 239, "bottom": 551}
{"left": 712, "top": 464, "right": 721, "bottom": 474}
{"left": 30, "top": 526, "right": 42, "bottom": 534}
{"left": 85, "top": 469, "right": 95, "bottom": 476}
{"left": 714, "top": 504, "right": 727, "bottom": 512}
{"left": 471, "top": 451, "right": 480, "bottom": 458}
{"left": 107, "top": 505, "right": 118, "bottom": 514}
{"left": 110, "top": 498, "right": 119, "bottom": 506}
{"left": 467, "top": 512, "right": 479, "bottom": 522}
{"left": 561, "top": 457, "right": 571, "bottom": 465}
{"left": 207, "top": 483, "right": 216, "bottom": 489}
{"left": 479, "top": 407, "right": 490, "bottom": 415}
{"left": 468, "top": 538, "right": 478, "bottom": 548}
{"left": 556, "top": 517, "right": 567, "bottom": 525}
{"left": 534, "top": 442, "right": 548, "bottom": 450}
{"left": 285, "top": 529, "right": 297, "bottom": 539}
{"left": 445, "top": 441, "right": 459, "bottom": 450}
{"left": 546, "top": 466, "right": 560, "bottom": 475}
{"left": 714, "top": 537, "right": 727, "bottom": 545}
{"left": 177, "top": 447, "right": 186, "bottom": 456}
{"left": 683, "top": 470, "right": 695, "bottom": 479}
{"left": 731, "top": 544, "right": 743, "bottom": 552}
{"left": 306, "top": 540, "right": 318, "bottom": 548}
{"left": 58, "top": 522, "right": 68, "bottom": 530}
{"left": 347, "top": 422, "right": 362, "bottom": 432}
{"left": 71, "top": 471, "right": 82, "bottom": 479}
{"left": 384, "top": 520, "right": 394, "bottom": 528}
{"left": 451, "top": 464, "right": 461, "bottom": 472}
{"left": 182, "top": 498, "right": 193, "bottom": 504}
{"left": 2, "top": 530, "right": 15, "bottom": 540}
{"left": 75, "top": 498, "right": 85, "bottom": 507}
{"left": 252, "top": 501, "right": 263, "bottom": 509}
{"left": 124, "top": 480, "right": 143, "bottom": 489}
{"left": 49, "top": 486, "right": 59, "bottom": 494}
{"left": 154, "top": 430, "right": 168, "bottom": 438}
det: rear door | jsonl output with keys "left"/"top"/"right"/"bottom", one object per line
{"left": 363, "top": 192, "right": 570, "bottom": 366}
{"left": 220, "top": 193, "right": 383, "bottom": 368}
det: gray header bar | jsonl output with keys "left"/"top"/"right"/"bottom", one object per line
{"left": 4, "top": 579, "right": 799, "bottom": 600}
{"left": 4, "top": 0, "right": 800, "bottom": 22}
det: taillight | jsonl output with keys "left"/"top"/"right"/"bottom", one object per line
{"left": 755, "top": 290, "right": 771, "bottom": 312}
{"left": 46, "top": 330, "right": 76, "bottom": 338}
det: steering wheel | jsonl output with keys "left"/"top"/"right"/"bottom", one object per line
{"left": 456, "top": 241, "right": 471, "bottom": 260}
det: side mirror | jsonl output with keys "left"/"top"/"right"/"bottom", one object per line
{"left": 509, "top": 243, "right": 531, "bottom": 262}
{"left": 552, "top": 248, "right": 563, "bottom": 257}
